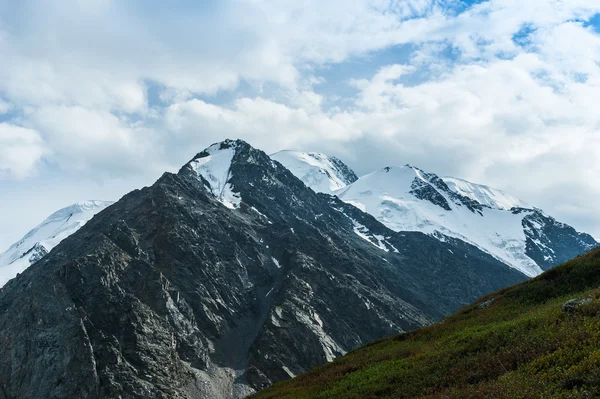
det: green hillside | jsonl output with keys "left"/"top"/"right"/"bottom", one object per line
{"left": 253, "top": 248, "right": 600, "bottom": 399}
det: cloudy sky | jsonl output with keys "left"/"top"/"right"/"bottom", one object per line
{"left": 1, "top": 0, "right": 600, "bottom": 249}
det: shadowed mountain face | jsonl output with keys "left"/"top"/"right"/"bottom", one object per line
{"left": 253, "top": 248, "right": 600, "bottom": 399}
{"left": 0, "top": 140, "right": 527, "bottom": 398}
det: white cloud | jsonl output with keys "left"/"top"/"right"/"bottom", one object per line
{"left": 163, "top": 96, "right": 361, "bottom": 155}
{"left": 0, "top": 0, "right": 453, "bottom": 114}
{"left": 0, "top": 124, "right": 46, "bottom": 178}
{"left": 1, "top": 0, "right": 600, "bottom": 245}
{"left": 26, "top": 106, "right": 168, "bottom": 177}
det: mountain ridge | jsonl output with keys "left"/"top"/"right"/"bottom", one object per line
{"left": 274, "top": 152, "right": 597, "bottom": 277}
{"left": 3, "top": 146, "right": 596, "bottom": 288}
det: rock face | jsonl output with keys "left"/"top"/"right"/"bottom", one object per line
{"left": 0, "top": 140, "right": 527, "bottom": 398}
{"left": 518, "top": 208, "right": 598, "bottom": 270}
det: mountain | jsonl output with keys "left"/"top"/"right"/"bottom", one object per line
{"left": 0, "top": 200, "right": 113, "bottom": 287}
{"left": 275, "top": 153, "right": 597, "bottom": 277}
{"left": 336, "top": 165, "right": 597, "bottom": 276}
{"left": 270, "top": 150, "right": 358, "bottom": 193}
{"left": 0, "top": 140, "right": 527, "bottom": 399}
{"left": 253, "top": 247, "right": 600, "bottom": 399}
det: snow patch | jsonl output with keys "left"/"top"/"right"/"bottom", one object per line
{"left": 190, "top": 146, "right": 242, "bottom": 209}
{"left": 251, "top": 207, "right": 272, "bottom": 224}
{"left": 351, "top": 219, "right": 389, "bottom": 252}
{"left": 282, "top": 366, "right": 296, "bottom": 378}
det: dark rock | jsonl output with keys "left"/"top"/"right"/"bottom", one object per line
{"left": 478, "top": 298, "right": 495, "bottom": 309}
{"left": 410, "top": 177, "right": 452, "bottom": 211}
{"left": 518, "top": 209, "right": 598, "bottom": 271}
{"left": 562, "top": 298, "right": 593, "bottom": 313}
{"left": 407, "top": 166, "right": 486, "bottom": 215}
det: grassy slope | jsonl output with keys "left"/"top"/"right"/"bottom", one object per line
{"left": 253, "top": 248, "right": 600, "bottom": 399}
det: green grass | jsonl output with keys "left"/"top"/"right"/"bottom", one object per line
{"left": 253, "top": 248, "right": 600, "bottom": 399}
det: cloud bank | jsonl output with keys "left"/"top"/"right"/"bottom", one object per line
{"left": 1, "top": 0, "right": 600, "bottom": 247}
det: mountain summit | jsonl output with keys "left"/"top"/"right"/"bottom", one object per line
{"left": 186, "top": 139, "right": 246, "bottom": 209}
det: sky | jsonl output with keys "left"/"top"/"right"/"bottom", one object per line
{"left": 1, "top": 0, "right": 600, "bottom": 250}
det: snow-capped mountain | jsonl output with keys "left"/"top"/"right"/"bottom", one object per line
{"left": 0, "top": 200, "right": 113, "bottom": 287}
{"left": 271, "top": 150, "right": 358, "bottom": 193}
{"left": 0, "top": 140, "right": 528, "bottom": 399}
{"left": 275, "top": 153, "right": 597, "bottom": 277}
{"left": 336, "top": 166, "right": 544, "bottom": 276}
{"left": 440, "top": 177, "right": 596, "bottom": 270}
{"left": 0, "top": 140, "right": 595, "bottom": 398}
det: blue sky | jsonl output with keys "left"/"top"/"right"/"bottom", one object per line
{"left": 1, "top": 0, "right": 600, "bottom": 248}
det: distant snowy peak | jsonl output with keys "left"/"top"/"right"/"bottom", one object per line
{"left": 187, "top": 139, "right": 245, "bottom": 209}
{"left": 336, "top": 164, "right": 596, "bottom": 277}
{"left": 273, "top": 150, "right": 595, "bottom": 276}
{"left": 271, "top": 150, "right": 358, "bottom": 194}
{"left": 0, "top": 200, "right": 113, "bottom": 287}
{"left": 443, "top": 177, "right": 530, "bottom": 211}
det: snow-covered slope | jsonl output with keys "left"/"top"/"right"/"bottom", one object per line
{"left": 335, "top": 166, "right": 543, "bottom": 277}
{"left": 333, "top": 166, "right": 597, "bottom": 277}
{"left": 443, "top": 177, "right": 530, "bottom": 210}
{"left": 188, "top": 140, "right": 242, "bottom": 209}
{"left": 271, "top": 150, "right": 358, "bottom": 193}
{"left": 0, "top": 200, "right": 113, "bottom": 287}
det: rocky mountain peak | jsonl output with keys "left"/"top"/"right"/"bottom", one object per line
{"left": 180, "top": 139, "right": 273, "bottom": 210}
{"left": 44, "top": 200, "right": 114, "bottom": 220}
{"left": 283, "top": 152, "right": 596, "bottom": 278}
{"left": 443, "top": 176, "right": 530, "bottom": 211}
{"left": 191, "top": 139, "right": 251, "bottom": 159}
